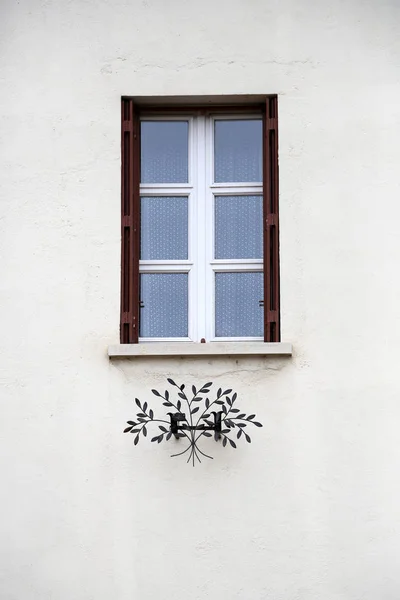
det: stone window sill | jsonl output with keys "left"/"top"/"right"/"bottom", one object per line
{"left": 108, "top": 342, "right": 292, "bottom": 358}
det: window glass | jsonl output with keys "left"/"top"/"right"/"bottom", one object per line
{"left": 140, "top": 274, "right": 188, "bottom": 337}
{"left": 214, "top": 195, "right": 262, "bottom": 259}
{"left": 214, "top": 119, "right": 262, "bottom": 183}
{"left": 215, "top": 272, "right": 263, "bottom": 337}
{"left": 141, "top": 196, "right": 188, "bottom": 260}
{"left": 141, "top": 121, "right": 189, "bottom": 183}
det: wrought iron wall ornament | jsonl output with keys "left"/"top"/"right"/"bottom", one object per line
{"left": 123, "top": 379, "right": 263, "bottom": 466}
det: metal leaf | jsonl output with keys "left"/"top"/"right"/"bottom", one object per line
{"left": 151, "top": 436, "right": 159, "bottom": 442}
{"left": 178, "top": 392, "right": 186, "bottom": 400}
{"left": 205, "top": 398, "right": 210, "bottom": 409}
{"left": 180, "top": 384, "right": 185, "bottom": 391}
{"left": 253, "top": 422, "right": 263, "bottom": 427}
{"left": 127, "top": 421, "right": 136, "bottom": 425}
{"left": 163, "top": 402, "right": 173, "bottom": 407}
{"left": 238, "top": 413, "right": 246, "bottom": 419}
{"left": 165, "top": 390, "right": 169, "bottom": 400}
{"left": 227, "top": 398, "right": 232, "bottom": 406}
{"left": 157, "top": 435, "right": 163, "bottom": 443}
{"left": 192, "top": 385, "right": 197, "bottom": 395}
{"left": 223, "top": 437, "right": 227, "bottom": 447}
{"left": 237, "top": 429, "right": 243, "bottom": 439}
{"left": 215, "top": 400, "right": 224, "bottom": 405}
{"left": 124, "top": 426, "right": 133, "bottom": 433}
{"left": 229, "top": 439, "right": 237, "bottom": 448}
{"left": 167, "top": 378, "right": 176, "bottom": 386}
{"left": 245, "top": 433, "right": 251, "bottom": 443}
{"left": 135, "top": 398, "right": 141, "bottom": 408}
{"left": 247, "top": 414, "right": 255, "bottom": 420}
{"left": 217, "top": 388, "right": 222, "bottom": 398}
{"left": 191, "top": 407, "right": 199, "bottom": 414}
{"left": 134, "top": 435, "right": 139, "bottom": 445}
{"left": 232, "top": 393, "right": 237, "bottom": 402}
{"left": 203, "top": 432, "right": 212, "bottom": 437}
{"left": 149, "top": 409, "right": 154, "bottom": 419}
{"left": 230, "top": 408, "right": 239, "bottom": 413}
{"left": 166, "top": 432, "right": 172, "bottom": 441}
{"left": 223, "top": 389, "right": 232, "bottom": 395}
{"left": 143, "top": 402, "right": 148, "bottom": 413}
{"left": 143, "top": 426, "right": 147, "bottom": 437}
{"left": 177, "top": 400, "right": 182, "bottom": 411}
{"left": 159, "top": 426, "right": 168, "bottom": 432}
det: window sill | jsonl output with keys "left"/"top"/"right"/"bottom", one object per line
{"left": 108, "top": 342, "right": 292, "bottom": 358}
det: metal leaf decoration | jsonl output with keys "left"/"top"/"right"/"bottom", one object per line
{"left": 123, "top": 380, "right": 263, "bottom": 466}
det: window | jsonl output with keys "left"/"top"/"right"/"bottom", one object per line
{"left": 120, "top": 98, "right": 280, "bottom": 344}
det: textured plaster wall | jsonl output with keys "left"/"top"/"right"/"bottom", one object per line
{"left": 1, "top": 0, "right": 400, "bottom": 598}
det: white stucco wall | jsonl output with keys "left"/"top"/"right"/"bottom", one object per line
{"left": 1, "top": 0, "right": 400, "bottom": 598}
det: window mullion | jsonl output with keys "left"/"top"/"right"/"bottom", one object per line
{"left": 195, "top": 115, "right": 207, "bottom": 342}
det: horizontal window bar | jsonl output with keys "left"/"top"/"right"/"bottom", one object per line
{"left": 211, "top": 266, "right": 263, "bottom": 273}
{"left": 140, "top": 186, "right": 194, "bottom": 193}
{"left": 210, "top": 259, "right": 263, "bottom": 265}
{"left": 210, "top": 182, "right": 262, "bottom": 190}
{"left": 139, "top": 337, "right": 193, "bottom": 343}
{"left": 140, "top": 260, "right": 193, "bottom": 265}
{"left": 209, "top": 336, "right": 264, "bottom": 342}
{"left": 139, "top": 266, "right": 192, "bottom": 273}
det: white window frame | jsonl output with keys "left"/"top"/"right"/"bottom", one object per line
{"left": 139, "top": 112, "right": 263, "bottom": 343}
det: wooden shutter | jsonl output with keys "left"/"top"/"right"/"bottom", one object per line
{"left": 120, "top": 99, "right": 140, "bottom": 343}
{"left": 263, "top": 96, "right": 280, "bottom": 342}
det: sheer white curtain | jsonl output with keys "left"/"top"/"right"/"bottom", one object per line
{"left": 141, "top": 121, "right": 188, "bottom": 183}
{"left": 214, "top": 119, "right": 262, "bottom": 183}
{"left": 215, "top": 195, "right": 262, "bottom": 259}
{"left": 215, "top": 272, "right": 263, "bottom": 337}
{"left": 141, "top": 196, "right": 188, "bottom": 260}
{"left": 140, "top": 274, "right": 188, "bottom": 338}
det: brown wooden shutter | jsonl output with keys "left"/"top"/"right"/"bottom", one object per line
{"left": 120, "top": 99, "right": 140, "bottom": 343}
{"left": 263, "top": 96, "right": 280, "bottom": 342}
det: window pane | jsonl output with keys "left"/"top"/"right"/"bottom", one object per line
{"left": 214, "top": 119, "right": 262, "bottom": 183}
{"left": 215, "top": 272, "right": 263, "bottom": 337}
{"left": 215, "top": 195, "right": 262, "bottom": 259}
{"left": 141, "top": 196, "right": 188, "bottom": 260}
{"left": 141, "top": 121, "right": 188, "bottom": 183}
{"left": 140, "top": 274, "right": 188, "bottom": 338}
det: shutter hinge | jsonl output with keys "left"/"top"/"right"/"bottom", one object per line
{"left": 267, "top": 310, "right": 278, "bottom": 323}
{"left": 122, "top": 216, "right": 133, "bottom": 227}
{"left": 122, "top": 121, "right": 133, "bottom": 133}
{"left": 266, "top": 213, "right": 278, "bottom": 227}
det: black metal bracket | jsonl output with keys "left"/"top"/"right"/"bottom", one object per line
{"left": 168, "top": 411, "right": 223, "bottom": 440}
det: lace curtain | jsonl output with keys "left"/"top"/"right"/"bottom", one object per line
{"left": 140, "top": 274, "right": 188, "bottom": 338}
{"left": 141, "top": 196, "right": 188, "bottom": 260}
